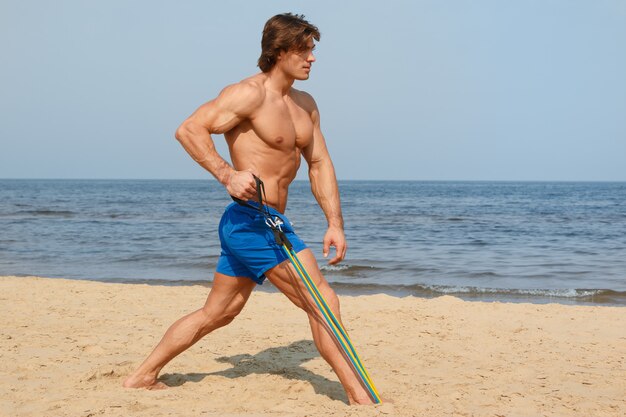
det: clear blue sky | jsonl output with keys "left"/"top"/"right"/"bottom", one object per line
{"left": 1, "top": 0, "right": 624, "bottom": 181}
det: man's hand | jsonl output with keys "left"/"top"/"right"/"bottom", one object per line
{"left": 226, "top": 169, "right": 259, "bottom": 201}
{"left": 323, "top": 226, "right": 347, "bottom": 265}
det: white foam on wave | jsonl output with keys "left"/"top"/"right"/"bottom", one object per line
{"left": 320, "top": 264, "right": 350, "bottom": 272}
{"left": 423, "top": 285, "right": 603, "bottom": 299}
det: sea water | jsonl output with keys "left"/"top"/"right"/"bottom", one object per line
{"left": 1, "top": 179, "right": 625, "bottom": 305}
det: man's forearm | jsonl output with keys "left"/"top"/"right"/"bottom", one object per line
{"left": 309, "top": 158, "right": 344, "bottom": 229}
{"left": 175, "top": 123, "right": 234, "bottom": 186}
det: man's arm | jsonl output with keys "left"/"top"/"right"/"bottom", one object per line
{"left": 175, "top": 81, "right": 263, "bottom": 200}
{"left": 301, "top": 96, "right": 347, "bottom": 265}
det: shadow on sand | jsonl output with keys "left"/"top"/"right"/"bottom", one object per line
{"left": 159, "top": 339, "right": 346, "bottom": 402}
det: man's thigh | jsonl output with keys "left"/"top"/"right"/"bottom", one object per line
{"left": 203, "top": 273, "right": 256, "bottom": 315}
{"left": 264, "top": 249, "right": 335, "bottom": 311}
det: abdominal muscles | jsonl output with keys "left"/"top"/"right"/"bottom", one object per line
{"left": 226, "top": 130, "right": 302, "bottom": 212}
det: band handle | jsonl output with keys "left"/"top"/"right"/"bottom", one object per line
{"left": 230, "top": 174, "right": 264, "bottom": 209}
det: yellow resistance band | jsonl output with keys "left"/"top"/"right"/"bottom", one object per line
{"left": 282, "top": 246, "right": 382, "bottom": 403}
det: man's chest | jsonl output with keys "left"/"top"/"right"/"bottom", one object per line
{"left": 250, "top": 97, "right": 314, "bottom": 150}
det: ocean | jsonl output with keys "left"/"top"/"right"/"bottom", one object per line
{"left": 1, "top": 179, "right": 625, "bottom": 305}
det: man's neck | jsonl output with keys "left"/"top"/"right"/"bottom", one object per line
{"left": 265, "top": 69, "right": 295, "bottom": 96}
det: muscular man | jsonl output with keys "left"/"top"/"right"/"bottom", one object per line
{"left": 123, "top": 13, "right": 377, "bottom": 405}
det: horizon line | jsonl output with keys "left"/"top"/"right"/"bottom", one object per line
{"left": 1, "top": 177, "right": 626, "bottom": 183}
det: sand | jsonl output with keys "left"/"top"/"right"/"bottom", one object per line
{"left": 1, "top": 275, "right": 624, "bottom": 417}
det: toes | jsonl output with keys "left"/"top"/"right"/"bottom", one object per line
{"left": 146, "top": 381, "right": 168, "bottom": 390}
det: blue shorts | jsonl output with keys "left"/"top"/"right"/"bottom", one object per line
{"left": 216, "top": 202, "right": 307, "bottom": 285}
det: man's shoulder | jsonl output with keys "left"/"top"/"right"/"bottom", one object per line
{"left": 218, "top": 74, "right": 266, "bottom": 113}
{"left": 290, "top": 88, "right": 318, "bottom": 113}
{"left": 239, "top": 73, "right": 267, "bottom": 91}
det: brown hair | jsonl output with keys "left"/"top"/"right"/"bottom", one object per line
{"left": 258, "top": 13, "right": 320, "bottom": 73}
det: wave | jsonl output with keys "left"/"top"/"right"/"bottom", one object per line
{"left": 5, "top": 209, "right": 161, "bottom": 221}
{"left": 418, "top": 285, "right": 621, "bottom": 299}
{"left": 113, "top": 254, "right": 217, "bottom": 267}
{"left": 99, "top": 277, "right": 212, "bottom": 287}
{"left": 106, "top": 277, "right": 626, "bottom": 305}
{"left": 0, "top": 209, "right": 76, "bottom": 218}
{"left": 320, "top": 264, "right": 350, "bottom": 272}
{"left": 327, "top": 281, "right": 626, "bottom": 305}
{"left": 468, "top": 271, "right": 501, "bottom": 278}
{"left": 27, "top": 209, "right": 75, "bottom": 217}
{"left": 319, "top": 264, "right": 382, "bottom": 276}
{"left": 17, "top": 275, "right": 623, "bottom": 306}
{"left": 105, "top": 213, "right": 137, "bottom": 219}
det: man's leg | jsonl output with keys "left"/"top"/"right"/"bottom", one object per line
{"left": 264, "top": 248, "right": 375, "bottom": 405}
{"left": 123, "top": 273, "right": 256, "bottom": 389}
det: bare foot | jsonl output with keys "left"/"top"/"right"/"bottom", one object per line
{"left": 349, "top": 395, "right": 393, "bottom": 406}
{"left": 122, "top": 373, "right": 168, "bottom": 390}
{"left": 349, "top": 395, "right": 376, "bottom": 405}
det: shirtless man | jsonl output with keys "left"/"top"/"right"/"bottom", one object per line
{"left": 123, "top": 13, "right": 377, "bottom": 405}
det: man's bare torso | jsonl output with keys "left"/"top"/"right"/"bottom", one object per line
{"left": 224, "top": 74, "right": 315, "bottom": 212}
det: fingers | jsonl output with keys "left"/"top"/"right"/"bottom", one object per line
{"left": 328, "top": 241, "right": 346, "bottom": 265}
{"left": 328, "top": 254, "right": 341, "bottom": 265}
{"left": 241, "top": 180, "right": 257, "bottom": 200}
{"left": 242, "top": 169, "right": 261, "bottom": 200}
{"left": 228, "top": 170, "right": 259, "bottom": 200}
{"left": 324, "top": 233, "right": 347, "bottom": 265}
{"left": 339, "top": 240, "right": 347, "bottom": 260}
{"left": 323, "top": 237, "right": 330, "bottom": 259}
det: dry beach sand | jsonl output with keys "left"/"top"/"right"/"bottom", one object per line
{"left": 1, "top": 275, "right": 625, "bottom": 417}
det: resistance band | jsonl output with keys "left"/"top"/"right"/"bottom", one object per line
{"left": 232, "top": 177, "right": 381, "bottom": 403}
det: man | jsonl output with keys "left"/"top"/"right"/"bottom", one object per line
{"left": 123, "top": 13, "right": 377, "bottom": 405}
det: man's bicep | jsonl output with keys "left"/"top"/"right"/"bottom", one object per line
{"left": 186, "top": 100, "right": 240, "bottom": 135}
{"left": 303, "top": 124, "right": 331, "bottom": 166}
{"left": 302, "top": 94, "right": 330, "bottom": 163}
{"left": 185, "top": 82, "right": 264, "bottom": 134}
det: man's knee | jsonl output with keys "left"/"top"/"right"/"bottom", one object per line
{"left": 305, "top": 284, "right": 340, "bottom": 317}
{"left": 215, "top": 310, "right": 239, "bottom": 327}
{"left": 321, "top": 285, "right": 340, "bottom": 313}
{"left": 200, "top": 306, "right": 242, "bottom": 331}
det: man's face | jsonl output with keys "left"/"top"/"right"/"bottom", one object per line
{"left": 278, "top": 38, "right": 316, "bottom": 80}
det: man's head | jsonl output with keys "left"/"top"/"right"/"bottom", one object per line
{"left": 258, "top": 13, "right": 320, "bottom": 74}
